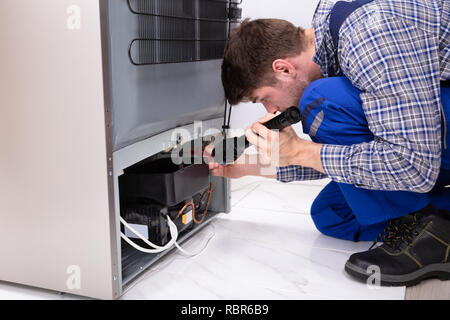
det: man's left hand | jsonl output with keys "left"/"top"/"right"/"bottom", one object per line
{"left": 245, "top": 113, "right": 325, "bottom": 173}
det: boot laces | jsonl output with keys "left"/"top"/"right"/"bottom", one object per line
{"left": 369, "top": 214, "right": 421, "bottom": 251}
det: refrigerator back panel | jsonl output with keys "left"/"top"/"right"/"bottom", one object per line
{"left": 106, "top": 0, "right": 242, "bottom": 151}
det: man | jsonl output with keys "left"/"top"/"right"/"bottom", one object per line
{"left": 213, "top": 0, "right": 450, "bottom": 286}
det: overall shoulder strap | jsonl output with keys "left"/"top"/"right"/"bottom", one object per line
{"left": 329, "top": 0, "right": 374, "bottom": 50}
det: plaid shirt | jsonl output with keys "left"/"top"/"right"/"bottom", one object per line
{"left": 277, "top": 0, "right": 450, "bottom": 193}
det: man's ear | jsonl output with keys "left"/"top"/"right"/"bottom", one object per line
{"left": 272, "top": 59, "right": 297, "bottom": 79}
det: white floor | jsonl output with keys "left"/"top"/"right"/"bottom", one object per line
{"left": 0, "top": 176, "right": 406, "bottom": 300}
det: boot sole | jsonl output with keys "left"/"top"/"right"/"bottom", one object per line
{"left": 345, "top": 261, "right": 450, "bottom": 287}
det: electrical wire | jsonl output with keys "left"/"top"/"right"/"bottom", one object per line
{"left": 193, "top": 182, "right": 213, "bottom": 224}
{"left": 174, "top": 222, "right": 216, "bottom": 257}
{"left": 175, "top": 201, "right": 195, "bottom": 220}
{"left": 120, "top": 216, "right": 178, "bottom": 254}
{"left": 221, "top": 0, "right": 234, "bottom": 134}
{"left": 120, "top": 183, "right": 216, "bottom": 256}
{"left": 121, "top": 222, "right": 217, "bottom": 297}
{"left": 227, "top": 101, "right": 233, "bottom": 128}
{"left": 121, "top": 215, "right": 212, "bottom": 257}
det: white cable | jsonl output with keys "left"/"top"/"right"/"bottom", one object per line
{"left": 174, "top": 222, "right": 216, "bottom": 257}
{"left": 120, "top": 215, "right": 215, "bottom": 256}
{"left": 175, "top": 240, "right": 205, "bottom": 256}
{"left": 174, "top": 242, "right": 193, "bottom": 255}
{"left": 120, "top": 216, "right": 178, "bottom": 254}
{"left": 121, "top": 223, "right": 217, "bottom": 297}
{"left": 120, "top": 217, "right": 164, "bottom": 249}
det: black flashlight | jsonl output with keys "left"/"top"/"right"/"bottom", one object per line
{"left": 211, "top": 106, "right": 302, "bottom": 165}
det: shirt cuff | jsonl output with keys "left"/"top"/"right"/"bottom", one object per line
{"left": 320, "top": 144, "right": 354, "bottom": 184}
{"left": 276, "top": 166, "right": 300, "bottom": 183}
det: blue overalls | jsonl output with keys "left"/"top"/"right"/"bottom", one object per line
{"left": 303, "top": 0, "right": 450, "bottom": 241}
{"left": 301, "top": 77, "right": 450, "bottom": 241}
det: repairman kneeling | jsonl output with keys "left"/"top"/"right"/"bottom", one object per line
{"left": 212, "top": 0, "right": 450, "bottom": 286}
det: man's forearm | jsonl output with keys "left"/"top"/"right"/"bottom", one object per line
{"left": 320, "top": 141, "right": 440, "bottom": 193}
{"left": 291, "top": 138, "right": 325, "bottom": 173}
{"left": 243, "top": 154, "right": 277, "bottom": 179}
{"left": 242, "top": 153, "right": 329, "bottom": 182}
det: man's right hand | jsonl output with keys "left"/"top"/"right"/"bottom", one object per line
{"left": 205, "top": 142, "right": 277, "bottom": 179}
{"left": 208, "top": 155, "right": 251, "bottom": 179}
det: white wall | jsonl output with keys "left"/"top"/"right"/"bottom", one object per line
{"left": 229, "top": 0, "right": 320, "bottom": 135}
{"left": 240, "top": 0, "right": 319, "bottom": 28}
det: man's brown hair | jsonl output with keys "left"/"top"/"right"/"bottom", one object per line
{"left": 222, "top": 19, "right": 307, "bottom": 105}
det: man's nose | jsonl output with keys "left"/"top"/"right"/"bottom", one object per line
{"left": 263, "top": 102, "right": 278, "bottom": 114}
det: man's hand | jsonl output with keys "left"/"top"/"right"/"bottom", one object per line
{"left": 208, "top": 155, "right": 252, "bottom": 179}
{"left": 245, "top": 113, "right": 325, "bottom": 173}
{"left": 204, "top": 143, "right": 277, "bottom": 179}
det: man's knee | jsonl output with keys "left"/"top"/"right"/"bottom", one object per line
{"left": 310, "top": 183, "right": 360, "bottom": 241}
{"left": 310, "top": 195, "right": 327, "bottom": 234}
{"left": 310, "top": 198, "right": 335, "bottom": 237}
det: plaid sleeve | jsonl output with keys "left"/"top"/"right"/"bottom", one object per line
{"left": 277, "top": 166, "right": 327, "bottom": 183}
{"left": 322, "top": 14, "right": 442, "bottom": 193}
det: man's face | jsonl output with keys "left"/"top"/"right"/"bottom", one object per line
{"left": 248, "top": 78, "right": 309, "bottom": 114}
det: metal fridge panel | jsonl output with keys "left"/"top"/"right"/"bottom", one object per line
{"left": 0, "top": 0, "right": 119, "bottom": 299}
{"left": 106, "top": 0, "right": 229, "bottom": 151}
